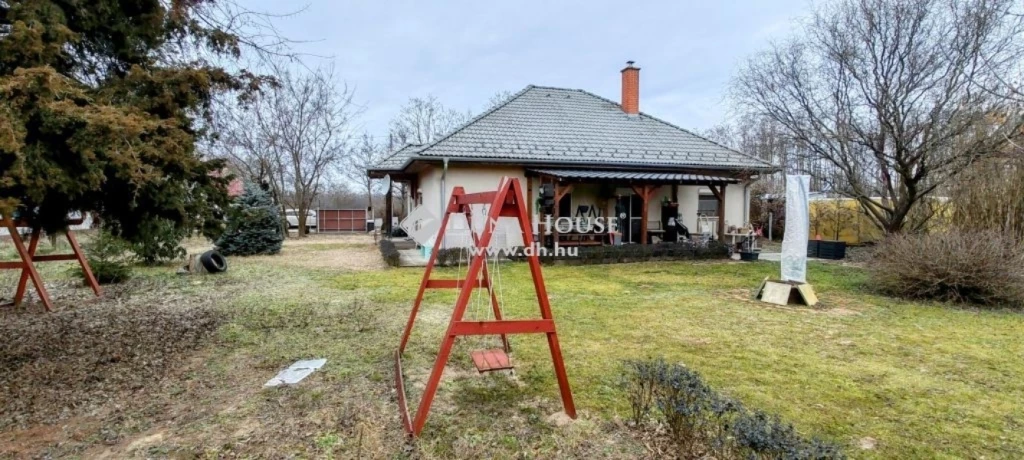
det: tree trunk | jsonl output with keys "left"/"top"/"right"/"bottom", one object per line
{"left": 296, "top": 211, "right": 307, "bottom": 238}
{"left": 275, "top": 202, "right": 290, "bottom": 238}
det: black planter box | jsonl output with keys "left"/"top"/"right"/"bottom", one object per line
{"left": 807, "top": 240, "right": 819, "bottom": 257}
{"left": 739, "top": 251, "right": 759, "bottom": 261}
{"left": 807, "top": 240, "right": 846, "bottom": 260}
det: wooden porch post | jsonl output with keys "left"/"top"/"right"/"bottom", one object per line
{"left": 708, "top": 184, "right": 726, "bottom": 240}
{"left": 641, "top": 190, "right": 649, "bottom": 245}
{"left": 526, "top": 176, "right": 533, "bottom": 223}
{"left": 384, "top": 181, "right": 393, "bottom": 236}
{"left": 718, "top": 184, "right": 727, "bottom": 239}
{"left": 553, "top": 182, "right": 573, "bottom": 248}
{"left": 631, "top": 185, "right": 656, "bottom": 244}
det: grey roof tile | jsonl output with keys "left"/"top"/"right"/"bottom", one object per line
{"left": 370, "top": 85, "right": 773, "bottom": 172}
{"left": 528, "top": 169, "right": 739, "bottom": 183}
{"left": 373, "top": 143, "right": 422, "bottom": 170}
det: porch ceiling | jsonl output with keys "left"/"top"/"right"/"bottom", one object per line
{"left": 526, "top": 168, "right": 740, "bottom": 185}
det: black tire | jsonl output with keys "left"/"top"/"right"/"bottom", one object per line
{"left": 200, "top": 250, "right": 228, "bottom": 273}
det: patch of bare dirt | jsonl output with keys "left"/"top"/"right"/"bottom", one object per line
{"left": 250, "top": 233, "right": 386, "bottom": 271}
{"left": 0, "top": 275, "right": 234, "bottom": 458}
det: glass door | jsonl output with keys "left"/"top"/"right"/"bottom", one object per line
{"left": 615, "top": 195, "right": 644, "bottom": 243}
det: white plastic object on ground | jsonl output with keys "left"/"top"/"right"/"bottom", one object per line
{"left": 781, "top": 175, "right": 810, "bottom": 283}
{"left": 263, "top": 359, "right": 327, "bottom": 387}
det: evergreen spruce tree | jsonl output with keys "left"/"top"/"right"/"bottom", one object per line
{"left": 215, "top": 183, "right": 284, "bottom": 256}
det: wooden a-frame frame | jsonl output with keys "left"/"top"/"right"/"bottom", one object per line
{"left": 394, "top": 177, "right": 577, "bottom": 437}
{"left": 1, "top": 214, "right": 101, "bottom": 311}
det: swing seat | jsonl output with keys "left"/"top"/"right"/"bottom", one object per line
{"left": 470, "top": 348, "right": 513, "bottom": 372}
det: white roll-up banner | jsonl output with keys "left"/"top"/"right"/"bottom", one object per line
{"left": 781, "top": 175, "right": 810, "bottom": 283}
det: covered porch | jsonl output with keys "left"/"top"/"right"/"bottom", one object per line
{"left": 525, "top": 169, "right": 746, "bottom": 246}
{"left": 376, "top": 172, "right": 420, "bottom": 237}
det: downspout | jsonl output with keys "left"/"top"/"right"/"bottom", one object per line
{"left": 743, "top": 182, "right": 750, "bottom": 226}
{"left": 440, "top": 157, "right": 449, "bottom": 249}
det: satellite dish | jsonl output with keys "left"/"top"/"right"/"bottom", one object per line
{"left": 383, "top": 174, "right": 392, "bottom": 189}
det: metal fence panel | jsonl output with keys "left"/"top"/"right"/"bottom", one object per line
{"left": 318, "top": 209, "right": 368, "bottom": 232}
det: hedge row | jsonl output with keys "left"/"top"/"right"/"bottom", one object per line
{"left": 622, "top": 359, "right": 844, "bottom": 459}
{"left": 379, "top": 239, "right": 400, "bottom": 267}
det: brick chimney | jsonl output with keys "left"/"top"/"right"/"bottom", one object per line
{"left": 621, "top": 61, "right": 640, "bottom": 115}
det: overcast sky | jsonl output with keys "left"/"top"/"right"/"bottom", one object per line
{"left": 243, "top": 0, "right": 811, "bottom": 141}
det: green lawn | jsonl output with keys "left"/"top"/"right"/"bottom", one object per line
{"left": 330, "top": 258, "right": 1024, "bottom": 458}
{"left": 3, "top": 236, "right": 1022, "bottom": 458}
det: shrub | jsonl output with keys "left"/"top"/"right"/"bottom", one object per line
{"left": 379, "top": 239, "right": 400, "bottom": 267}
{"left": 621, "top": 360, "right": 661, "bottom": 425}
{"left": 620, "top": 359, "right": 843, "bottom": 459}
{"left": 654, "top": 362, "right": 718, "bottom": 456}
{"left": 215, "top": 183, "right": 284, "bottom": 256}
{"left": 130, "top": 218, "right": 188, "bottom": 265}
{"left": 435, "top": 247, "right": 465, "bottom": 267}
{"left": 732, "top": 410, "right": 805, "bottom": 458}
{"left": 79, "top": 230, "right": 133, "bottom": 284}
{"left": 868, "top": 231, "right": 1024, "bottom": 306}
{"left": 949, "top": 155, "right": 1024, "bottom": 240}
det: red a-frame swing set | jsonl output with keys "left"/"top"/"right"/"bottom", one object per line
{"left": 394, "top": 177, "right": 576, "bottom": 437}
{"left": 1, "top": 214, "right": 101, "bottom": 311}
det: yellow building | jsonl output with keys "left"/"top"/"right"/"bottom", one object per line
{"left": 808, "top": 197, "right": 949, "bottom": 244}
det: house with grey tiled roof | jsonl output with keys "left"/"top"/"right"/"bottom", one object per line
{"left": 369, "top": 62, "right": 774, "bottom": 247}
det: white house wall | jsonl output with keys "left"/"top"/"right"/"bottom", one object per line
{"left": 677, "top": 186, "right": 701, "bottom": 232}
{"left": 412, "top": 164, "right": 752, "bottom": 247}
{"left": 723, "top": 185, "right": 748, "bottom": 230}
{"left": 416, "top": 164, "right": 528, "bottom": 248}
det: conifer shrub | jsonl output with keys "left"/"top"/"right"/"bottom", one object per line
{"left": 130, "top": 218, "right": 189, "bottom": 265}
{"left": 215, "top": 183, "right": 284, "bottom": 256}
{"left": 80, "top": 230, "right": 133, "bottom": 284}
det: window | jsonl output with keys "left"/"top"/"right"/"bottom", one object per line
{"left": 698, "top": 196, "right": 719, "bottom": 216}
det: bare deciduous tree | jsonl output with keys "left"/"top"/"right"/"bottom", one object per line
{"left": 220, "top": 64, "right": 357, "bottom": 237}
{"left": 485, "top": 90, "right": 515, "bottom": 110}
{"left": 317, "top": 184, "right": 363, "bottom": 209}
{"left": 733, "top": 0, "right": 1024, "bottom": 233}
{"left": 389, "top": 95, "right": 470, "bottom": 146}
{"left": 705, "top": 115, "right": 834, "bottom": 194}
{"left": 346, "top": 133, "right": 386, "bottom": 213}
